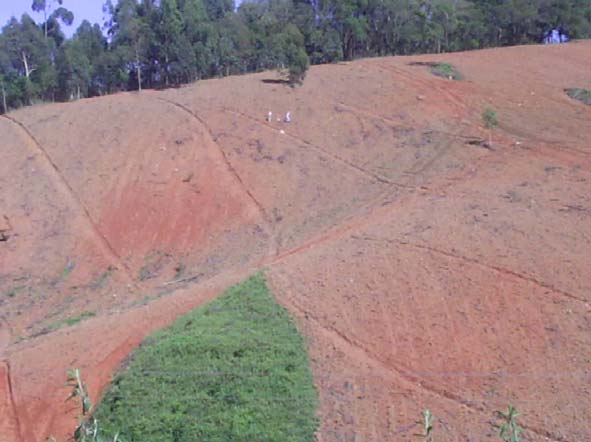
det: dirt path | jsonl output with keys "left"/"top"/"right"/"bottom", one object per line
{"left": 220, "top": 106, "right": 412, "bottom": 188}
{"left": 0, "top": 361, "right": 21, "bottom": 442}
{"left": 0, "top": 115, "right": 136, "bottom": 285}
{"left": 272, "top": 278, "right": 568, "bottom": 442}
{"left": 354, "top": 235, "right": 589, "bottom": 305}
{"left": 154, "top": 96, "right": 279, "bottom": 259}
{"left": 0, "top": 320, "right": 19, "bottom": 442}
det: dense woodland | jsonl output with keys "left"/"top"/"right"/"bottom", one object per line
{"left": 1, "top": 0, "right": 590, "bottom": 112}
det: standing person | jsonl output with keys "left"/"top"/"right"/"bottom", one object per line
{"left": 267, "top": 111, "right": 273, "bottom": 122}
{"left": 284, "top": 111, "right": 291, "bottom": 123}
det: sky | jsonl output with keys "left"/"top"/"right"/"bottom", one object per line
{"left": 0, "top": 0, "right": 106, "bottom": 37}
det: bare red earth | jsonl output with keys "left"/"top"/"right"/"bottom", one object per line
{"left": 1, "top": 41, "right": 590, "bottom": 441}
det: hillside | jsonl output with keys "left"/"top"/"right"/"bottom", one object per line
{"left": 1, "top": 41, "right": 590, "bottom": 442}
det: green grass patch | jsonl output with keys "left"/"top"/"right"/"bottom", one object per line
{"left": 565, "top": 88, "right": 591, "bottom": 105}
{"left": 431, "top": 62, "right": 462, "bottom": 80}
{"left": 47, "top": 311, "right": 96, "bottom": 331}
{"left": 94, "top": 273, "right": 318, "bottom": 442}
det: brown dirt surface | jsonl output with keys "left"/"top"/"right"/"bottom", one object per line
{"left": 1, "top": 41, "right": 590, "bottom": 441}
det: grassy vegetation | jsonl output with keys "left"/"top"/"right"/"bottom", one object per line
{"left": 47, "top": 311, "right": 96, "bottom": 332}
{"left": 94, "top": 273, "right": 318, "bottom": 442}
{"left": 497, "top": 405, "right": 522, "bottom": 442}
{"left": 482, "top": 107, "right": 499, "bottom": 129}
{"left": 565, "top": 88, "right": 591, "bottom": 105}
{"left": 431, "top": 62, "right": 462, "bottom": 80}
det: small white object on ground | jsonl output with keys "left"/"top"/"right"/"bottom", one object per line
{"left": 280, "top": 129, "right": 285, "bottom": 134}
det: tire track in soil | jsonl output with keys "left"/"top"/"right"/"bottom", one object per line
{"left": 335, "top": 100, "right": 483, "bottom": 142}
{"left": 155, "top": 97, "right": 279, "bottom": 259}
{"left": 352, "top": 235, "right": 589, "bottom": 305}
{"left": 0, "top": 360, "right": 24, "bottom": 442}
{"left": 264, "top": 131, "right": 493, "bottom": 268}
{"left": 220, "top": 107, "right": 414, "bottom": 189}
{"left": 0, "top": 319, "right": 22, "bottom": 442}
{"left": 378, "top": 62, "right": 471, "bottom": 115}
{"left": 372, "top": 62, "right": 480, "bottom": 178}
{"left": 384, "top": 60, "right": 591, "bottom": 161}
{"left": 271, "top": 275, "right": 571, "bottom": 442}
{"left": 1, "top": 115, "right": 137, "bottom": 286}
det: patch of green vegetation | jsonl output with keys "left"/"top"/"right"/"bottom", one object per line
{"left": 47, "top": 311, "right": 96, "bottom": 332}
{"left": 431, "top": 62, "right": 462, "bottom": 80}
{"left": 94, "top": 273, "right": 318, "bottom": 442}
{"left": 482, "top": 107, "right": 499, "bottom": 129}
{"left": 497, "top": 405, "right": 522, "bottom": 442}
{"left": 5, "top": 285, "right": 25, "bottom": 298}
{"left": 92, "top": 266, "right": 115, "bottom": 289}
{"left": 565, "top": 88, "right": 591, "bottom": 105}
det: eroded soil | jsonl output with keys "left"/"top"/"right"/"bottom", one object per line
{"left": 1, "top": 41, "right": 590, "bottom": 441}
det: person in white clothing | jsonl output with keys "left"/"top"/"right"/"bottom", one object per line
{"left": 267, "top": 111, "right": 273, "bottom": 122}
{"left": 284, "top": 111, "right": 291, "bottom": 123}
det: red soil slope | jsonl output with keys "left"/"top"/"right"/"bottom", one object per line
{"left": 1, "top": 41, "right": 590, "bottom": 441}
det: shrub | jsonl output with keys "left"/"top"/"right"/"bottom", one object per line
{"left": 565, "top": 88, "right": 591, "bottom": 105}
{"left": 482, "top": 107, "right": 498, "bottom": 129}
{"left": 288, "top": 47, "right": 310, "bottom": 86}
{"left": 431, "top": 63, "right": 462, "bottom": 80}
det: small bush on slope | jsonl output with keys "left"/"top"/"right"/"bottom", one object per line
{"left": 566, "top": 88, "right": 591, "bottom": 105}
{"left": 431, "top": 63, "right": 463, "bottom": 80}
{"left": 94, "top": 273, "right": 318, "bottom": 442}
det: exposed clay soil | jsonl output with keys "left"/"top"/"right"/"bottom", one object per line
{"left": 1, "top": 41, "right": 590, "bottom": 442}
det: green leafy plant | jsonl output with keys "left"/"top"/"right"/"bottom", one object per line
{"left": 483, "top": 107, "right": 498, "bottom": 129}
{"left": 413, "top": 409, "right": 434, "bottom": 441}
{"left": 66, "top": 368, "right": 120, "bottom": 442}
{"left": 497, "top": 405, "right": 522, "bottom": 442}
{"left": 565, "top": 88, "right": 591, "bottom": 105}
{"left": 482, "top": 107, "right": 498, "bottom": 147}
{"left": 431, "top": 63, "right": 462, "bottom": 80}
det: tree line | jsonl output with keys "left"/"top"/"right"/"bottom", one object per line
{"left": 1, "top": 0, "right": 590, "bottom": 113}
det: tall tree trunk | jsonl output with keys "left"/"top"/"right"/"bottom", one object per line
{"left": 1, "top": 81, "right": 7, "bottom": 114}
{"left": 22, "top": 52, "right": 31, "bottom": 78}
{"left": 135, "top": 47, "right": 142, "bottom": 92}
{"left": 165, "top": 53, "right": 169, "bottom": 86}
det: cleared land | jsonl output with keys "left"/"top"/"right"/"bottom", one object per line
{"left": 0, "top": 41, "right": 590, "bottom": 442}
